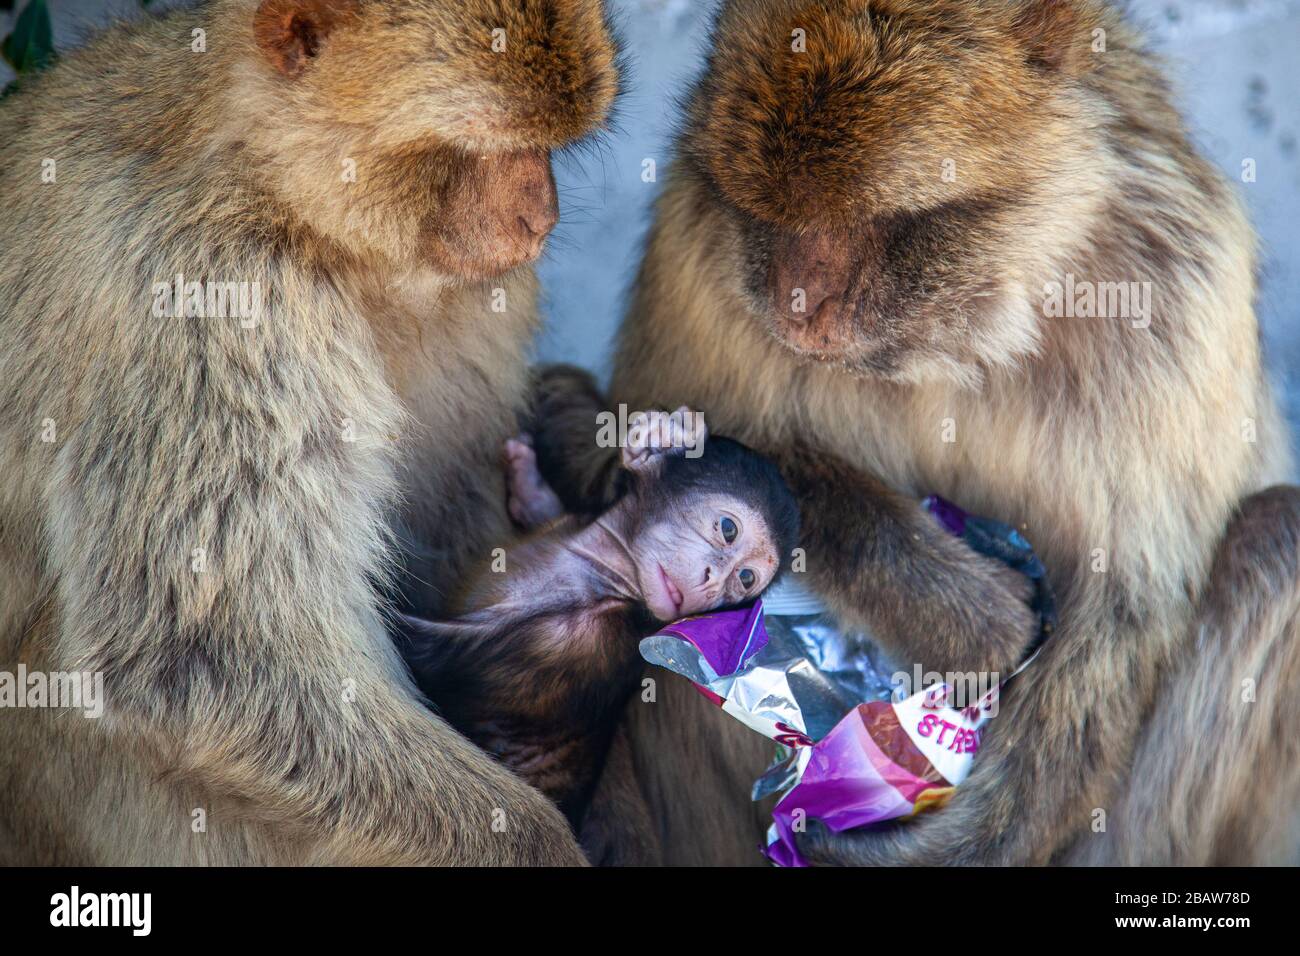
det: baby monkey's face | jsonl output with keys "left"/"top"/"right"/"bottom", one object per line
{"left": 629, "top": 493, "right": 780, "bottom": 622}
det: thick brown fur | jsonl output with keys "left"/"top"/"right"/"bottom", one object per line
{"left": 535, "top": 0, "right": 1298, "bottom": 864}
{"left": 1071, "top": 486, "right": 1300, "bottom": 864}
{"left": 397, "top": 547, "right": 653, "bottom": 828}
{"left": 0, "top": 0, "right": 618, "bottom": 864}
{"left": 579, "top": 672, "right": 780, "bottom": 867}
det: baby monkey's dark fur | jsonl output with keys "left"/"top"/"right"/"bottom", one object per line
{"left": 399, "top": 429, "right": 799, "bottom": 825}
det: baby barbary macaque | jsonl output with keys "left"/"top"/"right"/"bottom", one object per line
{"left": 399, "top": 409, "right": 800, "bottom": 824}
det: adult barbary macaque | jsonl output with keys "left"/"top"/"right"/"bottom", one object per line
{"left": 536, "top": 0, "right": 1300, "bottom": 865}
{"left": 398, "top": 411, "right": 799, "bottom": 825}
{"left": 0, "top": 0, "right": 619, "bottom": 864}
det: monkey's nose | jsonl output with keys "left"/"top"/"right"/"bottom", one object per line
{"left": 789, "top": 280, "right": 842, "bottom": 327}
{"left": 513, "top": 162, "right": 559, "bottom": 251}
{"left": 768, "top": 229, "right": 850, "bottom": 326}
{"left": 490, "top": 150, "right": 559, "bottom": 261}
{"left": 515, "top": 196, "right": 558, "bottom": 247}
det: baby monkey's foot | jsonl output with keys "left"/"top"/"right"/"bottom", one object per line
{"left": 504, "top": 436, "right": 565, "bottom": 530}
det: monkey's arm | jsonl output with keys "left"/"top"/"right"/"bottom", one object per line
{"left": 791, "top": 490, "right": 1289, "bottom": 868}
{"left": 49, "top": 370, "right": 584, "bottom": 866}
{"left": 776, "top": 444, "right": 1038, "bottom": 677}
{"left": 793, "top": 599, "right": 1153, "bottom": 867}
{"left": 527, "top": 364, "right": 624, "bottom": 516}
{"left": 796, "top": 487, "right": 1300, "bottom": 868}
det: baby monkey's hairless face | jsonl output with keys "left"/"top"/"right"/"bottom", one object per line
{"left": 630, "top": 493, "right": 780, "bottom": 622}
{"left": 609, "top": 409, "right": 800, "bottom": 623}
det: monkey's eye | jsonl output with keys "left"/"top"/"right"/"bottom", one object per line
{"left": 738, "top": 568, "right": 756, "bottom": 590}
{"left": 720, "top": 516, "right": 738, "bottom": 544}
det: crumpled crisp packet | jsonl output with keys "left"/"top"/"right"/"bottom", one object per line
{"left": 639, "top": 496, "right": 1055, "bottom": 867}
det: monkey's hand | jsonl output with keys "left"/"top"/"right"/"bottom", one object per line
{"left": 793, "top": 806, "right": 976, "bottom": 867}
{"left": 777, "top": 444, "right": 1038, "bottom": 677}
{"left": 791, "top": 721, "right": 1034, "bottom": 866}
{"left": 623, "top": 406, "right": 708, "bottom": 469}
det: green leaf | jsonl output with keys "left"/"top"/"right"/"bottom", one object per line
{"left": 2, "top": 0, "right": 57, "bottom": 75}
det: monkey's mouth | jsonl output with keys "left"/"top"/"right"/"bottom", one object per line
{"left": 656, "top": 564, "right": 685, "bottom": 618}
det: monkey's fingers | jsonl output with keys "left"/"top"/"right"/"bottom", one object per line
{"left": 628, "top": 407, "right": 707, "bottom": 456}
{"left": 670, "top": 405, "right": 709, "bottom": 450}
{"left": 794, "top": 811, "right": 939, "bottom": 867}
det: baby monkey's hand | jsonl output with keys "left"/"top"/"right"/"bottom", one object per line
{"left": 623, "top": 406, "right": 708, "bottom": 471}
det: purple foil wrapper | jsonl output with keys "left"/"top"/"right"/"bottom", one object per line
{"left": 764, "top": 707, "right": 919, "bottom": 868}
{"left": 647, "top": 602, "right": 769, "bottom": 678}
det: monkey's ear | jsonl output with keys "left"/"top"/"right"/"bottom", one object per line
{"left": 1010, "top": 0, "right": 1097, "bottom": 75}
{"left": 254, "top": 0, "right": 357, "bottom": 78}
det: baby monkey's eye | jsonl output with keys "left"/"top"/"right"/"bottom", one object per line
{"left": 738, "top": 568, "right": 756, "bottom": 590}
{"left": 720, "top": 516, "right": 738, "bottom": 544}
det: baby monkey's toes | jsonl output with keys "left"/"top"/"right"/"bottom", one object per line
{"left": 504, "top": 436, "right": 565, "bottom": 530}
